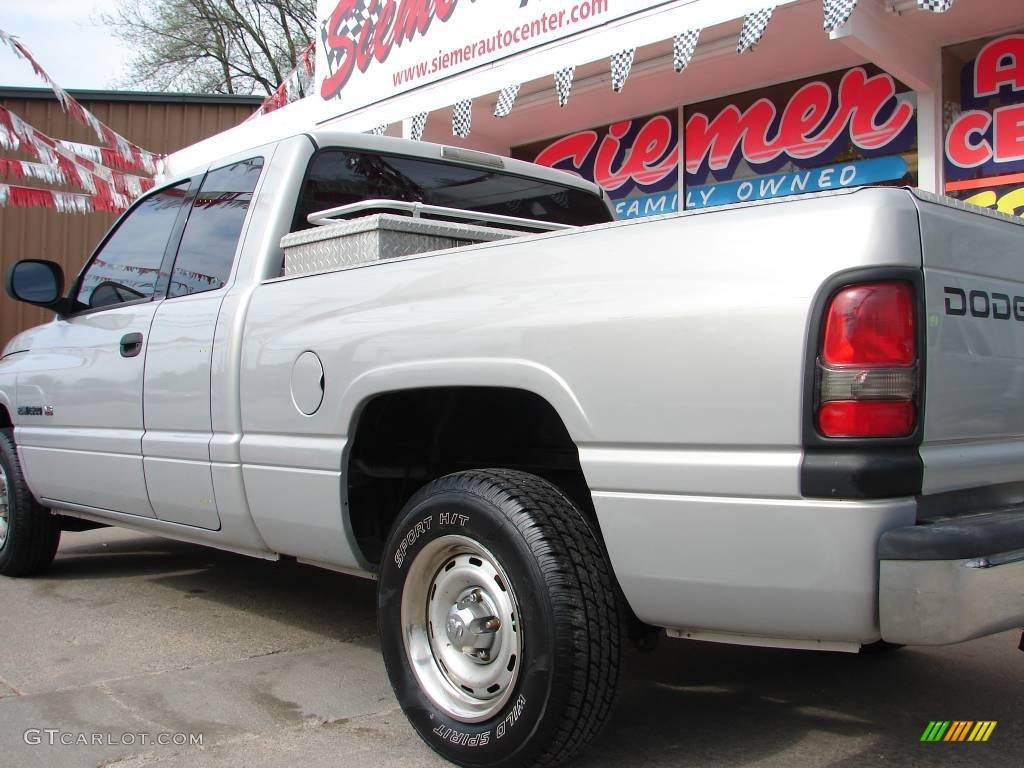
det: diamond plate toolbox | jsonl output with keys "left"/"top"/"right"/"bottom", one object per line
{"left": 280, "top": 213, "right": 524, "bottom": 277}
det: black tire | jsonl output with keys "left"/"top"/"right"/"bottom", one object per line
{"left": 0, "top": 429, "right": 60, "bottom": 577}
{"left": 378, "top": 469, "right": 621, "bottom": 768}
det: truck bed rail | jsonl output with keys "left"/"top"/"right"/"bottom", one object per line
{"left": 306, "top": 199, "right": 575, "bottom": 232}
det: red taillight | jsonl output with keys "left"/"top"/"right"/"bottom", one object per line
{"left": 823, "top": 283, "right": 916, "bottom": 366}
{"left": 816, "top": 281, "right": 918, "bottom": 439}
{"left": 818, "top": 401, "right": 915, "bottom": 438}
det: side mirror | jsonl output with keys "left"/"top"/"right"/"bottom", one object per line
{"left": 5, "top": 260, "right": 65, "bottom": 311}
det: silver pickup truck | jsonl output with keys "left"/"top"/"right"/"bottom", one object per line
{"left": 2, "top": 129, "right": 1023, "bottom": 767}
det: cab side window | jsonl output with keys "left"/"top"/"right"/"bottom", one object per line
{"left": 75, "top": 183, "right": 189, "bottom": 309}
{"left": 167, "top": 157, "right": 263, "bottom": 298}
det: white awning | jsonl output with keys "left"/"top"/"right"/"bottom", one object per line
{"left": 312, "top": 0, "right": 800, "bottom": 129}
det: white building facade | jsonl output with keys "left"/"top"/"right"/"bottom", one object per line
{"left": 171, "top": 1, "right": 1024, "bottom": 220}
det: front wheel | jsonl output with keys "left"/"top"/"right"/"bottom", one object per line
{"left": 378, "top": 469, "right": 621, "bottom": 768}
{"left": 0, "top": 429, "right": 60, "bottom": 576}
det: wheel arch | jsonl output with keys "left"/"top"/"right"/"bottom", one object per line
{"left": 338, "top": 362, "right": 598, "bottom": 568}
{"left": 335, "top": 358, "right": 594, "bottom": 443}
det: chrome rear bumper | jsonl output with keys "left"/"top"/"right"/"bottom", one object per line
{"left": 879, "top": 509, "right": 1024, "bottom": 645}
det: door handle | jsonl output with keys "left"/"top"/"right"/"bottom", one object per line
{"left": 120, "top": 332, "right": 144, "bottom": 358}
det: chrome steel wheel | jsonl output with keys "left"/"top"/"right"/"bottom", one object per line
{"left": 0, "top": 463, "right": 9, "bottom": 551}
{"left": 400, "top": 534, "right": 522, "bottom": 723}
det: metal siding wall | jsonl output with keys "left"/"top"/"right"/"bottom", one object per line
{"left": 0, "top": 96, "right": 258, "bottom": 347}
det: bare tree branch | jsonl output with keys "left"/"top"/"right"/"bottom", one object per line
{"left": 100, "top": 0, "right": 315, "bottom": 95}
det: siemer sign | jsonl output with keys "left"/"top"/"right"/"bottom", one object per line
{"left": 316, "top": 0, "right": 678, "bottom": 111}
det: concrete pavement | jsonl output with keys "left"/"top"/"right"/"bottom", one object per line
{"left": 0, "top": 527, "right": 1020, "bottom": 768}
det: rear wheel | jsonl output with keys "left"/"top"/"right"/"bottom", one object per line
{"left": 0, "top": 429, "right": 60, "bottom": 577}
{"left": 378, "top": 469, "right": 620, "bottom": 768}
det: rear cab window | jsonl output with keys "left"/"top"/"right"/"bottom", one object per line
{"left": 291, "top": 149, "right": 613, "bottom": 233}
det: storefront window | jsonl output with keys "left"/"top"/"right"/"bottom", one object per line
{"left": 513, "top": 111, "right": 679, "bottom": 220}
{"left": 683, "top": 65, "right": 918, "bottom": 210}
{"left": 943, "top": 33, "right": 1024, "bottom": 217}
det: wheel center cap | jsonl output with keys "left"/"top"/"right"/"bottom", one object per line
{"left": 444, "top": 588, "right": 502, "bottom": 661}
{"left": 446, "top": 615, "right": 466, "bottom": 642}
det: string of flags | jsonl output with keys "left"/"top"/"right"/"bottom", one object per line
{"left": 917, "top": 0, "right": 955, "bottom": 11}
{"left": 554, "top": 66, "right": 576, "bottom": 107}
{"left": 610, "top": 49, "right": 636, "bottom": 93}
{"left": 0, "top": 183, "right": 98, "bottom": 215}
{"left": 673, "top": 29, "right": 702, "bottom": 73}
{"left": 494, "top": 84, "right": 521, "bottom": 118}
{"left": 738, "top": 8, "right": 775, "bottom": 54}
{"left": 824, "top": 0, "right": 859, "bottom": 32}
{"left": 412, "top": 0, "right": 959, "bottom": 141}
{"left": 248, "top": 39, "right": 317, "bottom": 120}
{"left": 452, "top": 99, "right": 473, "bottom": 139}
{"left": 0, "top": 28, "right": 159, "bottom": 175}
{"left": 0, "top": 28, "right": 159, "bottom": 215}
{"left": 825, "top": 0, "right": 955, "bottom": 32}
{"left": 0, "top": 106, "right": 154, "bottom": 211}
{"left": 409, "top": 112, "right": 429, "bottom": 142}
{"left": 0, "top": 157, "right": 65, "bottom": 186}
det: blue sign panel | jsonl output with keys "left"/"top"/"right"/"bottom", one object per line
{"left": 684, "top": 157, "right": 909, "bottom": 210}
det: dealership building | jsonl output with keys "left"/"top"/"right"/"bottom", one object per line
{"left": 170, "top": 1, "right": 1024, "bottom": 223}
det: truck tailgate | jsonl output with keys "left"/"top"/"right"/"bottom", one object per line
{"left": 916, "top": 192, "right": 1024, "bottom": 497}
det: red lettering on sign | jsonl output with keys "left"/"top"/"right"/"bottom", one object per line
{"left": 994, "top": 104, "right": 1024, "bottom": 164}
{"left": 945, "top": 34, "right": 1024, "bottom": 172}
{"left": 947, "top": 111, "right": 994, "bottom": 169}
{"left": 592, "top": 121, "right": 630, "bottom": 191}
{"left": 589, "top": 117, "right": 677, "bottom": 190}
{"left": 373, "top": 1, "right": 397, "bottom": 63}
{"left": 974, "top": 34, "right": 1024, "bottom": 98}
{"left": 774, "top": 81, "right": 834, "bottom": 159}
{"left": 624, "top": 116, "right": 678, "bottom": 186}
{"left": 842, "top": 68, "right": 915, "bottom": 149}
{"left": 685, "top": 67, "right": 914, "bottom": 174}
{"left": 532, "top": 117, "right": 677, "bottom": 193}
{"left": 321, "top": 0, "right": 359, "bottom": 99}
{"left": 534, "top": 131, "right": 599, "bottom": 177}
{"left": 946, "top": 104, "right": 1024, "bottom": 170}
{"left": 686, "top": 101, "right": 777, "bottom": 171}
{"left": 321, "top": 0, "right": 459, "bottom": 100}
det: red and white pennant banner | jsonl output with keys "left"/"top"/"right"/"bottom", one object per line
{"left": 57, "top": 140, "right": 160, "bottom": 174}
{"left": 0, "top": 183, "right": 95, "bottom": 214}
{"left": 0, "top": 154, "right": 153, "bottom": 200}
{"left": 248, "top": 39, "right": 316, "bottom": 120}
{"left": 0, "top": 157, "right": 65, "bottom": 185}
{"left": 0, "top": 106, "right": 155, "bottom": 212}
{"left": 0, "top": 28, "right": 161, "bottom": 175}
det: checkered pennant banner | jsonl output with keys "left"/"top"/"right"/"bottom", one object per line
{"left": 369, "top": 124, "right": 388, "bottom": 135}
{"left": 738, "top": 7, "right": 776, "bottom": 54}
{"left": 673, "top": 28, "right": 701, "bottom": 73}
{"left": 555, "top": 66, "right": 576, "bottom": 107}
{"left": 409, "top": 112, "right": 428, "bottom": 141}
{"left": 452, "top": 99, "right": 472, "bottom": 138}
{"left": 917, "top": 0, "right": 954, "bottom": 11}
{"left": 610, "top": 49, "right": 635, "bottom": 93}
{"left": 494, "top": 83, "right": 521, "bottom": 117}
{"left": 824, "top": 0, "right": 858, "bottom": 32}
